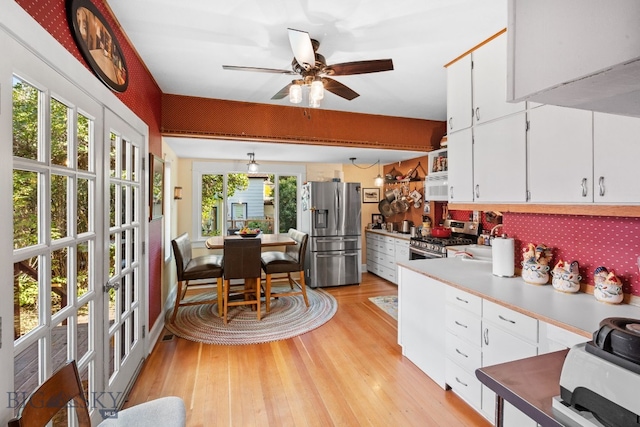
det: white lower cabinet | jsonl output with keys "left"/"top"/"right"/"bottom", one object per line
{"left": 445, "top": 287, "right": 483, "bottom": 412}
{"left": 481, "top": 300, "right": 538, "bottom": 427}
{"left": 366, "top": 231, "right": 410, "bottom": 284}
{"left": 398, "top": 267, "right": 446, "bottom": 389}
{"left": 399, "top": 274, "right": 589, "bottom": 427}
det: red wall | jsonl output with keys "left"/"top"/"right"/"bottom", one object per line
{"left": 450, "top": 210, "right": 640, "bottom": 296}
{"left": 17, "top": 0, "right": 164, "bottom": 326}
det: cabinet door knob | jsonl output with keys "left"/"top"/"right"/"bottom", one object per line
{"left": 450, "top": 186, "right": 454, "bottom": 200}
{"left": 599, "top": 176, "right": 605, "bottom": 197}
{"left": 581, "top": 178, "right": 588, "bottom": 197}
{"left": 475, "top": 107, "right": 480, "bottom": 121}
{"left": 449, "top": 117, "right": 453, "bottom": 130}
{"left": 475, "top": 184, "right": 480, "bottom": 199}
{"left": 483, "top": 328, "right": 489, "bottom": 345}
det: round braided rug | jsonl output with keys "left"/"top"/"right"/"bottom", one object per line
{"left": 164, "top": 286, "right": 337, "bottom": 345}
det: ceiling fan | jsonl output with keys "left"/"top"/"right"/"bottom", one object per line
{"left": 222, "top": 28, "right": 394, "bottom": 105}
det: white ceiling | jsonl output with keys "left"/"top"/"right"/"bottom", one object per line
{"left": 107, "top": 0, "right": 508, "bottom": 164}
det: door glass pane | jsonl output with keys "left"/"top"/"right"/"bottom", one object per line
{"left": 121, "top": 184, "right": 128, "bottom": 226}
{"left": 77, "top": 241, "right": 90, "bottom": 297}
{"left": 109, "top": 232, "right": 118, "bottom": 279}
{"left": 13, "top": 339, "right": 40, "bottom": 413}
{"left": 12, "top": 77, "right": 41, "bottom": 161}
{"left": 109, "top": 132, "right": 117, "bottom": 177}
{"left": 77, "top": 301, "right": 90, "bottom": 361}
{"left": 131, "top": 145, "right": 139, "bottom": 182}
{"left": 201, "top": 173, "right": 224, "bottom": 236}
{"left": 121, "top": 138, "right": 129, "bottom": 180}
{"left": 278, "top": 175, "right": 298, "bottom": 232}
{"left": 51, "top": 318, "right": 69, "bottom": 373}
{"left": 51, "top": 174, "right": 68, "bottom": 240}
{"left": 13, "top": 170, "right": 39, "bottom": 249}
{"left": 51, "top": 247, "right": 69, "bottom": 315}
{"left": 77, "top": 178, "right": 89, "bottom": 234}
{"left": 77, "top": 113, "right": 90, "bottom": 171}
{"left": 109, "top": 183, "right": 117, "bottom": 228}
{"left": 50, "top": 97, "right": 70, "bottom": 167}
{"left": 14, "top": 256, "right": 40, "bottom": 339}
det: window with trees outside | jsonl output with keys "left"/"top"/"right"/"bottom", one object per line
{"left": 194, "top": 162, "right": 304, "bottom": 240}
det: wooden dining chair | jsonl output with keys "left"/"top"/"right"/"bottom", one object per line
{"left": 9, "top": 360, "right": 187, "bottom": 427}
{"left": 171, "top": 233, "right": 224, "bottom": 322}
{"left": 260, "top": 228, "right": 309, "bottom": 312}
{"left": 222, "top": 237, "right": 263, "bottom": 324}
{"left": 8, "top": 360, "right": 91, "bottom": 427}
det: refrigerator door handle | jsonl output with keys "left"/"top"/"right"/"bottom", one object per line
{"left": 335, "top": 186, "right": 340, "bottom": 226}
{"left": 316, "top": 238, "right": 360, "bottom": 243}
{"left": 316, "top": 252, "right": 360, "bottom": 258}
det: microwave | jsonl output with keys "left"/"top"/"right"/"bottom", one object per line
{"left": 424, "top": 175, "right": 449, "bottom": 201}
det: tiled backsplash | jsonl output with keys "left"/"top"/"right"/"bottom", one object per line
{"left": 451, "top": 210, "right": 640, "bottom": 296}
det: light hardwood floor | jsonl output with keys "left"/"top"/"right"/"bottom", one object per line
{"left": 125, "top": 273, "right": 491, "bottom": 427}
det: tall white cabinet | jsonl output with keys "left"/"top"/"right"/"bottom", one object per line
{"left": 446, "top": 31, "right": 526, "bottom": 204}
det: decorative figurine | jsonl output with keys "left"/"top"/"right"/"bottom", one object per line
{"left": 521, "top": 243, "right": 553, "bottom": 285}
{"left": 551, "top": 260, "right": 581, "bottom": 293}
{"left": 594, "top": 270, "right": 624, "bottom": 304}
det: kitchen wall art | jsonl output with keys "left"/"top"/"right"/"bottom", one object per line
{"left": 66, "top": 0, "right": 128, "bottom": 92}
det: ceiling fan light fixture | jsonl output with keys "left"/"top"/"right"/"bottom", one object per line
{"left": 310, "top": 79, "right": 324, "bottom": 100}
{"left": 247, "top": 152, "right": 259, "bottom": 173}
{"left": 308, "top": 94, "right": 321, "bottom": 108}
{"left": 289, "top": 84, "right": 302, "bottom": 104}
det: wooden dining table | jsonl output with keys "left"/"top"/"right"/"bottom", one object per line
{"left": 204, "top": 233, "right": 296, "bottom": 250}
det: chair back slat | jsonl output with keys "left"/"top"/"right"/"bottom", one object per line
{"left": 223, "top": 238, "right": 262, "bottom": 280}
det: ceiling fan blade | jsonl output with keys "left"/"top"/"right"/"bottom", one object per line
{"left": 326, "top": 59, "right": 394, "bottom": 76}
{"left": 222, "top": 65, "right": 296, "bottom": 75}
{"left": 287, "top": 28, "right": 315, "bottom": 70}
{"left": 322, "top": 78, "right": 359, "bottom": 101}
{"left": 271, "top": 83, "right": 293, "bottom": 100}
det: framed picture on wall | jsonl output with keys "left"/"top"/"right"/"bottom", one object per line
{"left": 149, "top": 154, "right": 164, "bottom": 221}
{"left": 362, "top": 188, "right": 380, "bottom": 203}
{"left": 66, "top": 0, "right": 129, "bottom": 92}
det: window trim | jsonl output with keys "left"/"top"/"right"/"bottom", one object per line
{"left": 192, "top": 161, "right": 305, "bottom": 244}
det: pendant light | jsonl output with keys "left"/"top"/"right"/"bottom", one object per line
{"left": 247, "top": 152, "right": 259, "bottom": 173}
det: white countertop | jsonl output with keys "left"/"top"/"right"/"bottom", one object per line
{"left": 366, "top": 229, "right": 412, "bottom": 240}
{"left": 397, "top": 257, "right": 640, "bottom": 338}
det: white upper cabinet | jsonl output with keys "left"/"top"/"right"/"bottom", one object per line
{"left": 507, "top": 0, "right": 640, "bottom": 117}
{"left": 528, "top": 105, "right": 593, "bottom": 203}
{"left": 472, "top": 32, "right": 525, "bottom": 125}
{"left": 446, "top": 54, "right": 472, "bottom": 133}
{"left": 593, "top": 113, "right": 640, "bottom": 203}
{"left": 447, "top": 128, "right": 474, "bottom": 203}
{"left": 473, "top": 113, "right": 527, "bottom": 203}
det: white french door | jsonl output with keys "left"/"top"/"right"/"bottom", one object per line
{"left": 5, "top": 25, "right": 147, "bottom": 424}
{"left": 102, "top": 110, "right": 145, "bottom": 403}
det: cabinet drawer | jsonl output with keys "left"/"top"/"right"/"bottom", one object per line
{"left": 379, "top": 253, "right": 396, "bottom": 267}
{"left": 446, "top": 287, "right": 482, "bottom": 316}
{"left": 483, "top": 299, "right": 537, "bottom": 343}
{"left": 379, "top": 264, "right": 396, "bottom": 283}
{"left": 446, "top": 305, "right": 482, "bottom": 346}
{"left": 395, "top": 245, "right": 409, "bottom": 261}
{"left": 446, "top": 359, "right": 482, "bottom": 411}
{"left": 446, "top": 333, "right": 482, "bottom": 373}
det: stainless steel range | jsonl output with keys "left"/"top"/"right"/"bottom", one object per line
{"left": 409, "top": 220, "right": 481, "bottom": 260}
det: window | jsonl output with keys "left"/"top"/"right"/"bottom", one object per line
{"left": 193, "top": 162, "right": 304, "bottom": 241}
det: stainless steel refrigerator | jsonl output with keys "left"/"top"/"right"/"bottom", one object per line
{"left": 300, "top": 181, "right": 362, "bottom": 288}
